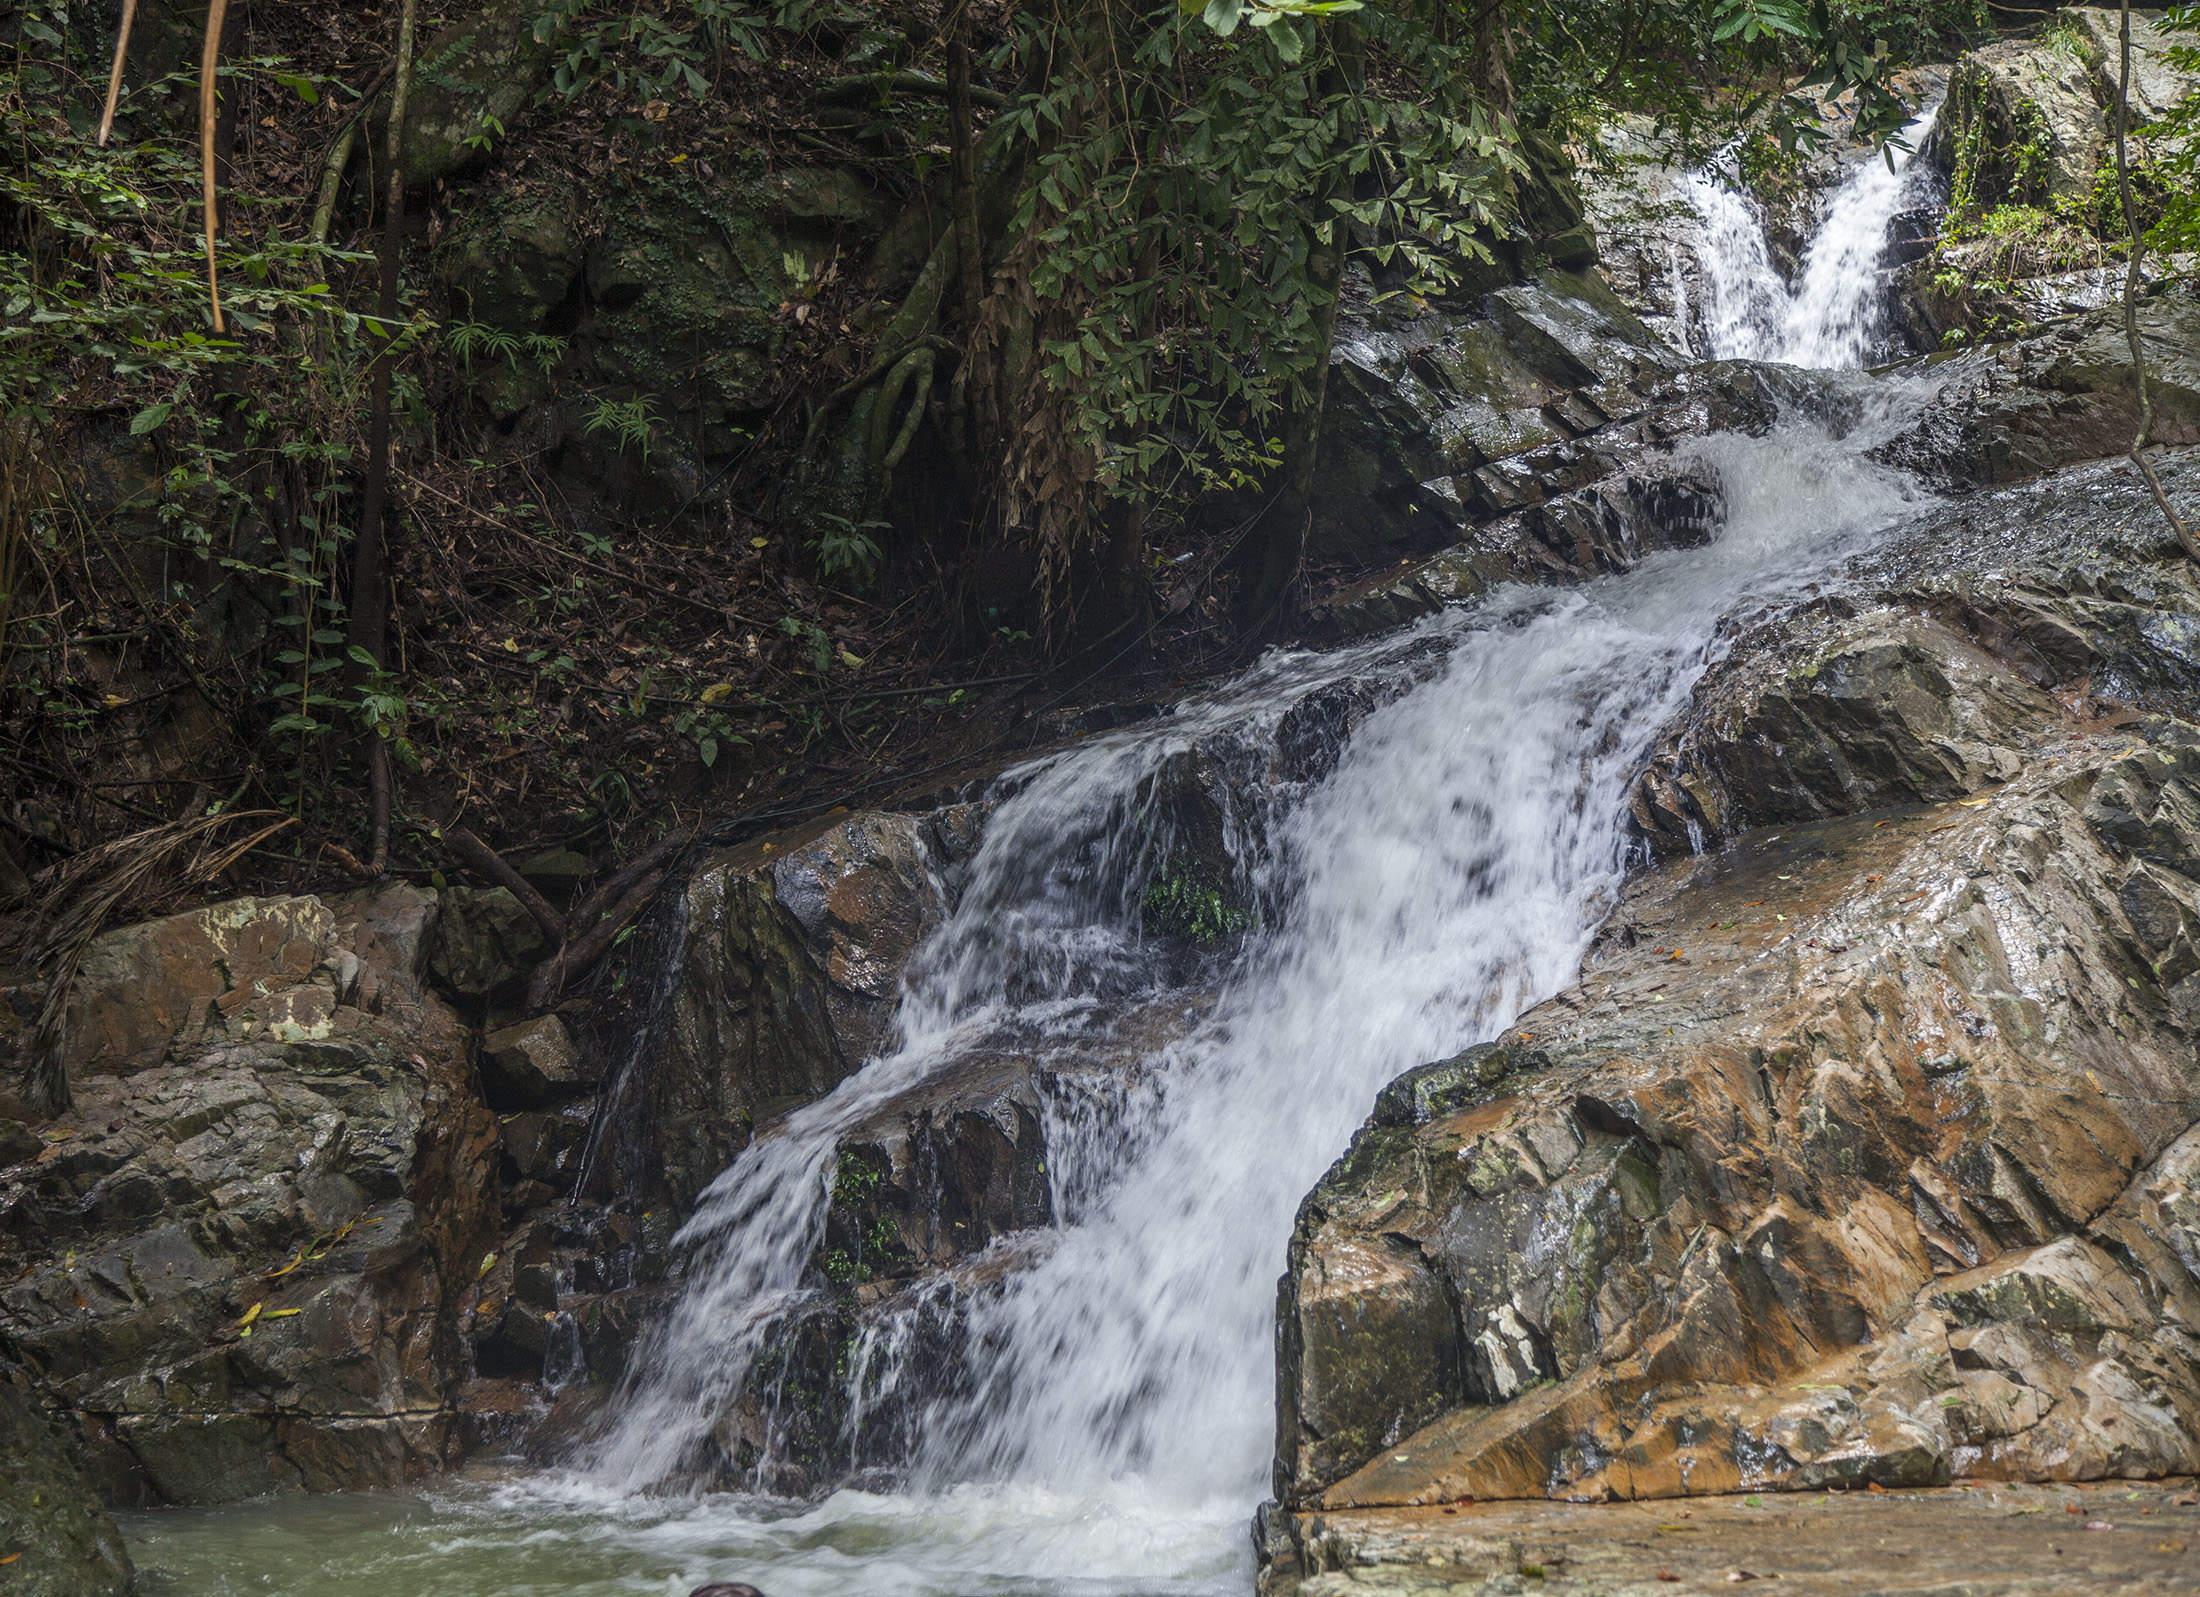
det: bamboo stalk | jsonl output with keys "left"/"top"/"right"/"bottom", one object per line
{"left": 96, "top": 0, "right": 139, "bottom": 146}
{"left": 200, "top": 0, "right": 230, "bottom": 332}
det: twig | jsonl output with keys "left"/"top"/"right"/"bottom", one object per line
{"left": 96, "top": 0, "right": 138, "bottom": 146}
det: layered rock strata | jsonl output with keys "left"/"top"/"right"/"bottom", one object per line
{"left": 1269, "top": 446, "right": 2200, "bottom": 1578}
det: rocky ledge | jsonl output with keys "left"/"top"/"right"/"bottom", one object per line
{"left": 1266, "top": 444, "right": 2200, "bottom": 1580}
{"left": 0, "top": 888, "right": 500, "bottom": 1506}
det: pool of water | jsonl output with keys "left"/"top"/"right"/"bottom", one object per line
{"left": 120, "top": 1471, "right": 1250, "bottom": 1597}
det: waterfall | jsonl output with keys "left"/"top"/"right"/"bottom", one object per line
{"left": 575, "top": 109, "right": 1948, "bottom": 1594}
{"left": 1678, "top": 104, "right": 1941, "bottom": 367}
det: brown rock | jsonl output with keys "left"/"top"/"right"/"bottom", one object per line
{"left": 481, "top": 1014, "right": 596, "bottom": 1109}
{"left": 0, "top": 890, "right": 499, "bottom": 1506}
{"left": 1280, "top": 722, "right": 2200, "bottom": 1511}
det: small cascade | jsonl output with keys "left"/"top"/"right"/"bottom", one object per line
{"left": 569, "top": 103, "right": 1956, "bottom": 1595}
{"left": 1676, "top": 104, "right": 1942, "bottom": 367}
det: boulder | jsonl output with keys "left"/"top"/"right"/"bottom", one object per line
{"left": 427, "top": 885, "right": 550, "bottom": 999}
{"left": 481, "top": 1014, "right": 595, "bottom": 1109}
{"left": 596, "top": 805, "right": 982, "bottom": 1210}
{"left": 395, "top": 0, "right": 558, "bottom": 189}
{"left": 0, "top": 885, "right": 500, "bottom": 1504}
{"left": 1309, "top": 269, "right": 1687, "bottom": 570}
{"left": 0, "top": 1380, "right": 134, "bottom": 1595}
{"left": 1279, "top": 720, "right": 2200, "bottom": 1511}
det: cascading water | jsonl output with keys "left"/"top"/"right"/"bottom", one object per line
{"left": 1676, "top": 104, "right": 1941, "bottom": 366}
{"left": 545, "top": 134, "right": 1948, "bottom": 1589}
{"left": 119, "top": 98, "right": 1961, "bottom": 1597}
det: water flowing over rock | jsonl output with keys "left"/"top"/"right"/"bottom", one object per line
{"left": 37, "top": 34, "right": 2200, "bottom": 1590}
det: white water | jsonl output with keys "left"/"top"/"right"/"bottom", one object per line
{"left": 570, "top": 286, "right": 1942, "bottom": 1597}
{"left": 127, "top": 107, "right": 1952, "bottom": 1597}
{"left": 1678, "top": 105, "right": 1940, "bottom": 366}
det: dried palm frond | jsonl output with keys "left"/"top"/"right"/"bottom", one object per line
{"left": 21, "top": 809, "right": 293, "bottom": 1116}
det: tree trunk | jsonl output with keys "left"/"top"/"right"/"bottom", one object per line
{"left": 345, "top": 0, "right": 419, "bottom": 874}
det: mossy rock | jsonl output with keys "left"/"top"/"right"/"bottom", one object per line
{"left": 436, "top": 180, "right": 586, "bottom": 334}
{"left": 398, "top": 0, "right": 558, "bottom": 188}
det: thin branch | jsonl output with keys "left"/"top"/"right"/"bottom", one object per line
{"left": 443, "top": 825, "right": 568, "bottom": 943}
{"left": 524, "top": 869, "right": 666, "bottom": 1012}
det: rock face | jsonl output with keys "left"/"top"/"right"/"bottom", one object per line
{"left": 1927, "top": 9, "right": 2188, "bottom": 218}
{"left": 0, "top": 888, "right": 499, "bottom": 1504}
{"left": 592, "top": 805, "right": 980, "bottom": 1212}
{"left": 0, "top": 1379, "right": 134, "bottom": 1594}
{"left": 1630, "top": 446, "right": 2200, "bottom": 854}
{"left": 1270, "top": 446, "right": 2200, "bottom": 1536}
{"left": 1882, "top": 284, "right": 2200, "bottom": 488}
{"left": 1306, "top": 270, "right": 1724, "bottom": 638}
{"left": 1900, "top": 9, "right": 2197, "bottom": 347}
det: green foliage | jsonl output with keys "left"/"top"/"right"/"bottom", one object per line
{"left": 582, "top": 393, "right": 661, "bottom": 459}
{"left": 993, "top": 0, "right": 1517, "bottom": 588}
{"left": 445, "top": 319, "right": 566, "bottom": 374}
{"left": 2146, "top": 5, "right": 2200, "bottom": 253}
{"left": 1142, "top": 872, "right": 1251, "bottom": 946}
{"left": 807, "top": 513, "right": 886, "bottom": 587}
{"left": 532, "top": 0, "right": 837, "bottom": 100}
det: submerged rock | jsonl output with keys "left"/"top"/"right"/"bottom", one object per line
{"left": 0, "top": 1379, "right": 134, "bottom": 1594}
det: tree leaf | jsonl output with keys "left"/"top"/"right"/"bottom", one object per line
{"left": 129, "top": 403, "right": 173, "bottom": 435}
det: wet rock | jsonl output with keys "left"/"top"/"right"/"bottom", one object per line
{"left": 499, "top": 1101, "right": 594, "bottom": 1188}
{"left": 622, "top": 806, "right": 978, "bottom": 1209}
{"left": 0, "top": 886, "right": 500, "bottom": 1505}
{"left": 481, "top": 1014, "right": 595, "bottom": 1109}
{"left": 1308, "top": 269, "right": 1686, "bottom": 571}
{"left": 1259, "top": 1476, "right": 2200, "bottom": 1595}
{"left": 1881, "top": 285, "right": 2200, "bottom": 488}
{"left": 1277, "top": 714, "right": 2200, "bottom": 1509}
{"left": 428, "top": 885, "right": 551, "bottom": 1000}
{"left": 0, "top": 1380, "right": 134, "bottom": 1594}
{"left": 1630, "top": 450, "right": 2200, "bottom": 855}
